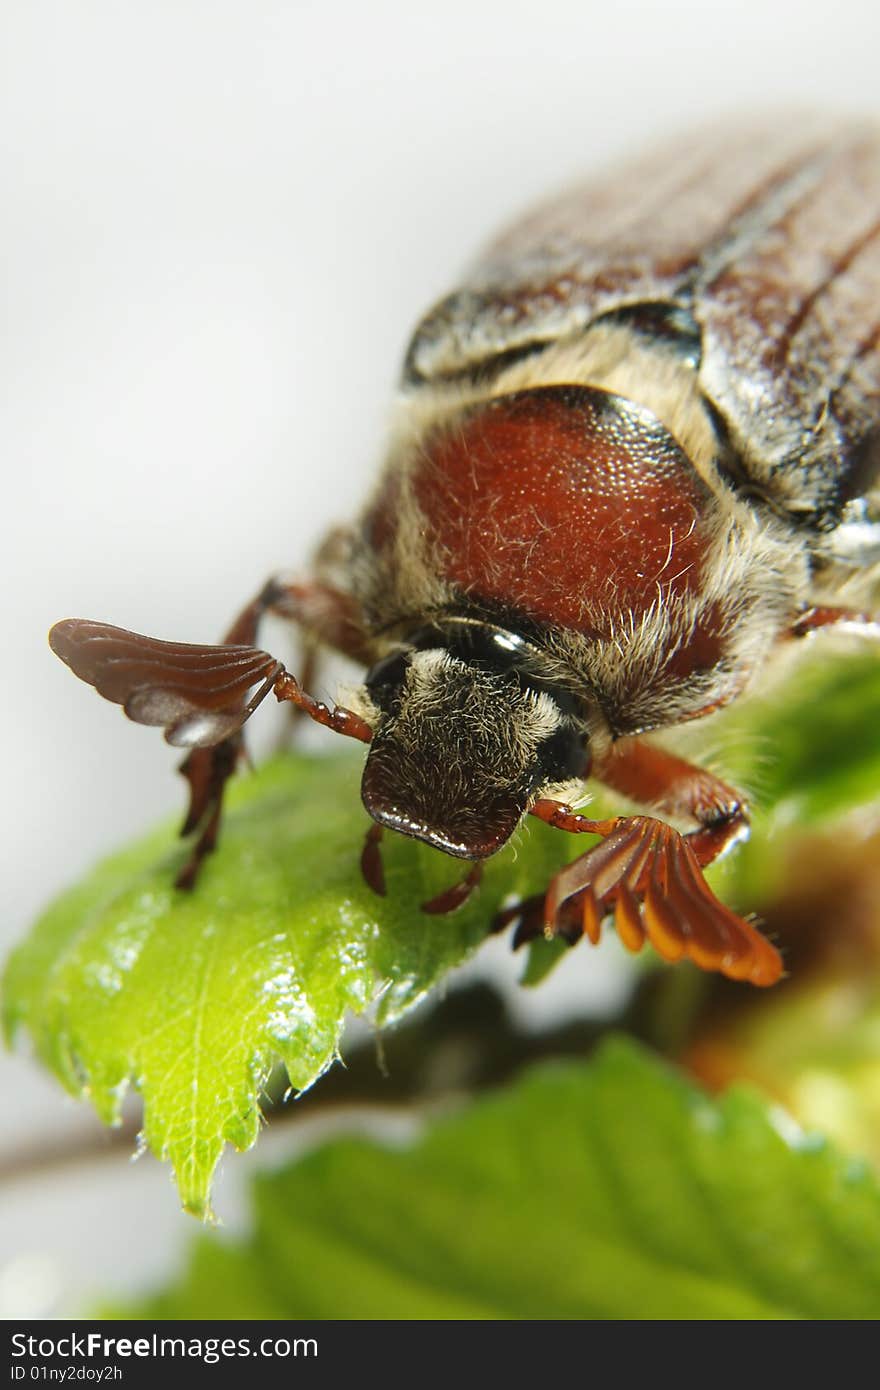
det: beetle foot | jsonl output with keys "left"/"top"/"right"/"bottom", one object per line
{"left": 493, "top": 895, "right": 582, "bottom": 949}
{"left": 175, "top": 739, "right": 242, "bottom": 890}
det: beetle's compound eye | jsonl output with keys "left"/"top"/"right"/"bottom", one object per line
{"left": 364, "top": 648, "right": 411, "bottom": 710}
{"left": 538, "top": 722, "right": 592, "bottom": 786}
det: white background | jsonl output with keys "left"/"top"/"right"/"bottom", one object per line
{"left": 2, "top": 0, "right": 879, "bottom": 1316}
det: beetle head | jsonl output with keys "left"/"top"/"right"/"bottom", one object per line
{"left": 360, "top": 624, "right": 591, "bottom": 860}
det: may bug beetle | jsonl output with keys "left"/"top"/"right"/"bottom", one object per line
{"left": 50, "top": 116, "right": 880, "bottom": 987}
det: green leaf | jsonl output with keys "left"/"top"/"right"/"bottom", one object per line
{"left": 686, "top": 929, "right": 880, "bottom": 1168}
{"left": 2, "top": 752, "right": 569, "bottom": 1216}
{"left": 713, "top": 648, "right": 880, "bottom": 828}
{"left": 4, "top": 646, "right": 878, "bottom": 1215}
{"left": 117, "top": 1038, "right": 880, "bottom": 1320}
{"left": 672, "top": 647, "right": 880, "bottom": 910}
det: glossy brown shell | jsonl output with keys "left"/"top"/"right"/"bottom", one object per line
{"left": 404, "top": 115, "right": 880, "bottom": 527}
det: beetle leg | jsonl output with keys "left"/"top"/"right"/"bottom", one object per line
{"left": 421, "top": 863, "right": 484, "bottom": 915}
{"left": 493, "top": 893, "right": 583, "bottom": 948}
{"left": 360, "top": 823, "right": 386, "bottom": 896}
{"left": 49, "top": 574, "right": 373, "bottom": 890}
{"left": 361, "top": 827, "right": 485, "bottom": 915}
{"left": 176, "top": 739, "right": 238, "bottom": 890}
{"left": 186, "top": 582, "right": 373, "bottom": 885}
{"left": 518, "top": 740, "right": 782, "bottom": 986}
{"left": 789, "top": 605, "right": 880, "bottom": 640}
{"left": 593, "top": 738, "right": 751, "bottom": 868}
{"left": 272, "top": 671, "right": 372, "bottom": 740}
{"left": 276, "top": 641, "right": 318, "bottom": 744}
{"left": 176, "top": 576, "right": 373, "bottom": 888}
{"left": 265, "top": 578, "right": 376, "bottom": 666}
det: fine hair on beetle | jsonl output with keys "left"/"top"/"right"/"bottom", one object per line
{"left": 49, "top": 114, "right": 880, "bottom": 988}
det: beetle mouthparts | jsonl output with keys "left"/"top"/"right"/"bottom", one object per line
{"left": 360, "top": 729, "right": 530, "bottom": 861}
